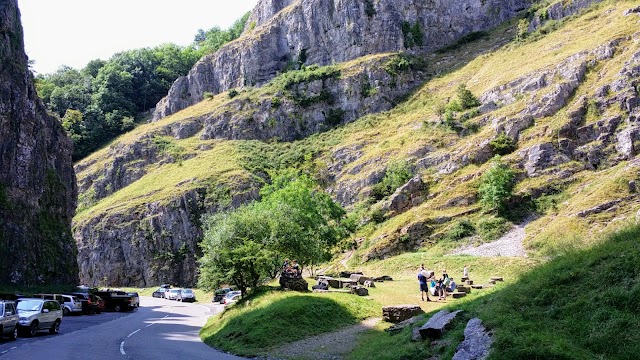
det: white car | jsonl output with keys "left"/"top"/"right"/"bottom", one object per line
{"left": 16, "top": 299, "right": 63, "bottom": 337}
{"left": 221, "top": 291, "right": 241, "bottom": 305}
{"left": 166, "top": 289, "right": 181, "bottom": 300}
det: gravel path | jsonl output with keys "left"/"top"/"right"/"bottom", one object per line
{"left": 450, "top": 218, "right": 533, "bottom": 257}
{"left": 269, "top": 317, "right": 381, "bottom": 360}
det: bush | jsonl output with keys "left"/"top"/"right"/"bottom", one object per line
{"left": 476, "top": 216, "right": 510, "bottom": 241}
{"left": 456, "top": 84, "right": 481, "bottom": 109}
{"left": 203, "top": 91, "right": 214, "bottom": 100}
{"left": 228, "top": 89, "right": 239, "bottom": 98}
{"left": 489, "top": 133, "right": 517, "bottom": 155}
{"left": 444, "top": 219, "right": 476, "bottom": 241}
{"left": 478, "top": 156, "right": 516, "bottom": 214}
{"left": 371, "top": 160, "right": 413, "bottom": 201}
{"left": 271, "top": 97, "right": 282, "bottom": 108}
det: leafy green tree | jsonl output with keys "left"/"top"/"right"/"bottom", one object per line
{"left": 456, "top": 84, "right": 481, "bottom": 109}
{"left": 371, "top": 160, "right": 413, "bottom": 200}
{"left": 199, "top": 172, "right": 349, "bottom": 292}
{"left": 478, "top": 156, "right": 516, "bottom": 214}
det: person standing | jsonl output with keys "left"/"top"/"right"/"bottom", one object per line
{"left": 463, "top": 265, "right": 469, "bottom": 278}
{"left": 418, "top": 267, "right": 431, "bottom": 301}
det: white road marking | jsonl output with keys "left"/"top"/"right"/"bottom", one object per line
{"left": 1, "top": 350, "right": 7, "bottom": 354}
{"left": 120, "top": 306, "right": 173, "bottom": 355}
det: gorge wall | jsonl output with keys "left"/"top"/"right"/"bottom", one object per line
{"left": 0, "top": 0, "right": 78, "bottom": 285}
{"left": 153, "top": 0, "right": 532, "bottom": 120}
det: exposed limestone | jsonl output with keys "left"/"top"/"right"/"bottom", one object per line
{"left": 0, "top": 0, "right": 78, "bottom": 285}
{"left": 419, "top": 310, "right": 463, "bottom": 339}
{"left": 154, "top": 0, "right": 533, "bottom": 120}
{"left": 382, "top": 175, "right": 427, "bottom": 215}
{"left": 452, "top": 318, "right": 494, "bottom": 360}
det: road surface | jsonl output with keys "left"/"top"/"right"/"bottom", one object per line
{"left": 0, "top": 296, "right": 243, "bottom": 360}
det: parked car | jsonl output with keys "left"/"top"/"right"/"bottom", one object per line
{"left": 0, "top": 300, "right": 19, "bottom": 341}
{"left": 66, "top": 292, "right": 99, "bottom": 314}
{"left": 127, "top": 292, "right": 140, "bottom": 308}
{"left": 221, "top": 291, "right": 241, "bottom": 305}
{"left": 177, "top": 289, "right": 196, "bottom": 302}
{"left": 152, "top": 288, "right": 166, "bottom": 298}
{"left": 223, "top": 293, "right": 242, "bottom": 305}
{"left": 166, "top": 289, "right": 181, "bottom": 300}
{"left": 34, "top": 294, "right": 83, "bottom": 316}
{"left": 16, "top": 298, "right": 63, "bottom": 337}
{"left": 95, "top": 290, "right": 134, "bottom": 312}
{"left": 212, "top": 288, "right": 233, "bottom": 303}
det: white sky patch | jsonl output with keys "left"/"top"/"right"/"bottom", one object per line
{"left": 19, "top": 0, "right": 259, "bottom": 74}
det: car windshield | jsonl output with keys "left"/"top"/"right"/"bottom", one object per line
{"left": 17, "top": 300, "right": 42, "bottom": 311}
{"left": 182, "top": 289, "right": 193, "bottom": 293}
{"left": 170, "top": 289, "right": 179, "bottom": 293}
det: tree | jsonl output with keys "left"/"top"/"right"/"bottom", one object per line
{"left": 478, "top": 156, "right": 516, "bottom": 215}
{"left": 198, "top": 172, "right": 350, "bottom": 292}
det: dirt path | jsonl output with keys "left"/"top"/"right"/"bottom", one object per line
{"left": 269, "top": 317, "right": 381, "bottom": 360}
{"left": 450, "top": 218, "right": 534, "bottom": 257}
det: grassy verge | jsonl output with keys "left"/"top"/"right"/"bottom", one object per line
{"left": 200, "top": 287, "right": 379, "bottom": 357}
{"left": 348, "top": 222, "right": 640, "bottom": 359}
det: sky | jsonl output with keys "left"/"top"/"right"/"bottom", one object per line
{"left": 19, "top": 0, "right": 259, "bottom": 75}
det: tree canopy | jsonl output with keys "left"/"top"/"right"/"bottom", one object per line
{"left": 34, "top": 13, "right": 249, "bottom": 161}
{"left": 198, "top": 172, "right": 350, "bottom": 294}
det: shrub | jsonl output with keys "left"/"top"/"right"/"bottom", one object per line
{"left": 271, "top": 97, "right": 282, "bottom": 108}
{"left": 489, "top": 133, "right": 517, "bottom": 155}
{"left": 456, "top": 84, "right": 481, "bottom": 109}
{"left": 203, "top": 91, "right": 214, "bottom": 100}
{"left": 371, "top": 160, "right": 413, "bottom": 201}
{"left": 444, "top": 219, "right": 476, "bottom": 241}
{"left": 478, "top": 156, "right": 516, "bottom": 214}
{"left": 228, "top": 89, "right": 239, "bottom": 98}
{"left": 383, "top": 53, "right": 427, "bottom": 77}
{"left": 476, "top": 216, "right": 510, "bottom": 241}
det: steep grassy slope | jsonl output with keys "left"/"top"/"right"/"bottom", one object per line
{"left": 73, "top": 0, "right": 640, "bottom": 288}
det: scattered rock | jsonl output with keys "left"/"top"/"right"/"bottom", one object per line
{"left": 471, "top": 285, "right": 484, "bottom": 289}
{"left": 340, "top": 271, "right": 362, "bottom": 278}
{"left": 350, "top": 286, "right": 369, "bottom": 296}
{"left": 576, "top": 199, "right": 622, "bottom": 217}
{"left": 452, "top": 318, "right": 494, "bottom": 360}
{"left": 419, "top": 310, "right": 463, "bottom": 340}
{"left": 490, "top": 277, "right": 504, "bottom": 282}
{"left": 279, "top": 275, "right": 309, "bottom": 292}
{"left": 363, "top": 280, "right": 376, "bottom": 288}
{"left": 451, "top": 292, "right": 467, "bottom": 299}
{"left": 385, "top": 314, "right": 426, "bottom": 334}
{"left": 382, "top": 305, "right": 426, "bottom": 324}
{"left": 374, "top": 275, "right": 394, "bottom": 281}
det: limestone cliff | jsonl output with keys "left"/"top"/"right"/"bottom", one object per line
{"left": 0, "top": 0, "right": 78, "bottom": 284}
{"left": 153, "top": 0, "right": 532, "bottom": 120}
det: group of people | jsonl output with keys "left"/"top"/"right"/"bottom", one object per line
{"left": 282, "top": 259, "right": 301, "bottom": 277}
{"left": 417, "top": 264, "right": 464, "bottom": 301}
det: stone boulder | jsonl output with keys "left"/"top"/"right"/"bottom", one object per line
{"left": 350, "top": 286, "right": 369, "bottom": 296}
{"left": 452, "top": 318, "right": 494, "bottom": 360}
{"left": 382, "top": 305, "right": 425, "bottom": 324}
{"left": 382, "top": 176, "right": 427, "bottom": 215}
{"left": 340, "top": 271, "right": 362, "bottom": 278}
{"left": 419, "top": 310, "right": 463, "bottom": 339}
{"left": 385, "top": 314, "right": 426, "bottom": 335}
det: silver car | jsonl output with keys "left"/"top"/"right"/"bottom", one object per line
{"left": 177, "top": 289, "right": 196, "bottom": 302}
{"left": 16, "top": 298, "right": 63, "bottom": 337}
{"left": 166, "top": 289, "right": 181, "bottom": 300}
{"left": 0, "top": 300, "right": 19, "bottom": 341}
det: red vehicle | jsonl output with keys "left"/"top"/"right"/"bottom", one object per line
{"left": 95, "top": 295, "right": 105, "bottom": 312}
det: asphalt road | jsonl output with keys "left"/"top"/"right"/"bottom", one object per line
{"left": 0, "top": 296, "right": 244, "bottom": 360}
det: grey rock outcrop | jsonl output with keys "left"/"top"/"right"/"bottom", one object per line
{"left": 419, "top": 309, "right": 463, "bottom": 339}
{"left": 452, "top": 318, "right": 493, "bottom": 360}
{"left": 382, "top": 305, "right": 425, "bottom": 323}
{"left": 0, "top": 0, "right": 78, "bottom": 285}
{"left": 153, "top": 0, "right": 532, "bottom": 120}
{"left": 382, "top": 176, "right": 427, "bottom": 215}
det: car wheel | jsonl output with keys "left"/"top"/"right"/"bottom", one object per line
{"left": 10, "top": 326, "right": 18, "bottom": 341}
{"left": 49, "top": 320, "right": 60, "bottom": 335}
{"left": 114, "top": 304, "right": 121, "bottom": 312}
{"left": 63, "top": 307, "right": 70, "bottom": 316}
{"left": 28, "top": 321, "right": 38, "bottom": 337}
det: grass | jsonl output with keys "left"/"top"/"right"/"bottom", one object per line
{"left": 346, "top": 222, "right": 640, "bottom": 359}
{"left": 199, "top": 287, "right": 379, "bottom": 357}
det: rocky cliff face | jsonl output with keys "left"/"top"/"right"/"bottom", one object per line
{"left": 0, "top": 0, "right": 78, "bottom": 285}
{"left": 153, "top": 0, "right": 531, "bottom": 120}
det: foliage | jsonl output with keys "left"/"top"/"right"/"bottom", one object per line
{"left": 228, "top": 89, "right": 239, "bottom": 98}
{"left": 199, "top": 172, "right": 350, "bottom": 293}
{"left": 203, "top": 91, "right": 214, "bottom": 100}
{"left": 435, "top": 31, "right": 488, "bottom": 53}
{"left": 444, "top": 219, "right": 476, "bottom": 241}
{"left": 489, "top": 133, "right": 517, "bottom": 155}
{"left": 401, "top": 21, "right": 424, "bottom": 48}
{"left": 476, "top": 216, "right": 510, "bottom": 242}
{"left": 382, "top": 53, "right": 427, "bottom": 77}
{"left": 477, "top": 156, "right": 516, "bottom": 214}
{"left": 200, "top": 289, "right": 378, "bottom": 357}
{"left": 456, "top": 84, "right": 481, "bottom": 109}
{"left": 371, "top": 160, "right": 413, "bottom": 201}
{"left": 271, "top": 64, "right": 341, "bottom": 91}
{"left": 364, "top": 0, "right": 376, "bottom": 17}
{"left": 193, "top": 13, "right": 249, "bottom": 55}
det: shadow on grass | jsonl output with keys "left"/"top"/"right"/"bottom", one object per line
{"left": 200, "top": 287, "right": 377, "bottom": 357}
{"left": 349, "top": 223, "right": 640, "bottom": 360}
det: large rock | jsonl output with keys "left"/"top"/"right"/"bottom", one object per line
{"left": 382, "top": 305, "right": 425, "bottom": 323}
{"left": 153, "top": 0, "right": 534, "bottom": 120}
{"left": 280, "top": 275, "right": 309, "bottom": 292}
{"left": 382, "top": 175, "right": 427, "bottom": 215}
{"left": 419, "top": 310, "right": 463, "bottom": 339}
{"left": 452, "top": 318, "right": 494, "bottom": 360}
{"left": 0, "top": 0, "right": 78, "bottom": 285}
